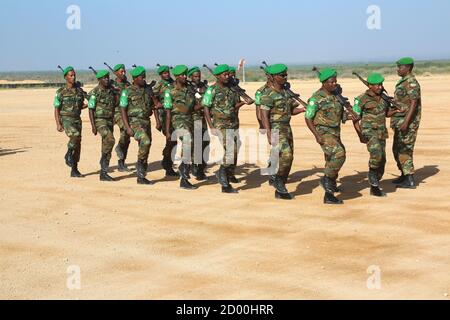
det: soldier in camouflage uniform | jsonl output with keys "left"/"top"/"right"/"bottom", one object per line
{"left": 391, "top": 57, "right": 422, "bottom": 189}
{"left": 188, "top": 66, "right": 210, "bottom": 181}
{"left": 53, "top": 66, "right": 87, "bottom": 177}
{"left": 164, "top": 65, "right": 204, "bottom": 190}
{"left": 119, "top": 66, "right": 156, "bottom": 185}
{"left": 305, "top": 68, "right": 359, "bottom": 204}
{"left": 255, "top": 68, "right": 272, "bottom": 130}
{"left": 202, "top": 64, "right": 244, "bottom": 193}
{"left": 260, "top": 64, "right": 305, "bottom": 200}
{"left": 153, "top": 65, "right": 178, "bottom": 177}
{"left": 352, "top": 73, "right": 400, "bottom": 197}
{"left": 111, "top": 64, "right": 132, "bottom": 172}
{"left": 88, "top": 70, "right": 117, "bottom": 182}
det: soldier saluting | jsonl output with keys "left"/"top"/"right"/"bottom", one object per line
{"left": 53, "top": 66, "right": 87, "bottom": 178}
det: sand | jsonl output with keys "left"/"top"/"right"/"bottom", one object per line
{"left": 0, "top": 76, "right": 449, "bottom": 300}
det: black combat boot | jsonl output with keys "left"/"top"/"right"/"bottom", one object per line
{"left": 100, "top": 154, "right": 115, "bottom": 182}
{"left": 137, "top": 160, "right": 153, "bottom": 185}
{"left": 368, "top": 169, "right": 385, "bottom": 196}
{"left": 324, "top": 191, "right": 343, "bottom": 204}
{"left": 116, "top": 145, "right": 131, "bottom": 172}
{"left": 392, "top": 174, "right": 405, "bottom": 184}
{"left": 192, "top": 164, "right": 199, "bottom": 178}
{"left": 320, "top": 176, "right": 334, "bottom": 193}
{"left": 162, "top": 159, "right": 179, "bottom": 177}
{"left": 70, "top": 162, "right": 83, "bottom": 178}
{"left": 195, "top": 164, "right": 208, "bottom": 181}
{"left": 227, "top": 167, "right": 240, "bottom": 184}
{"left": 330, "top": 178, "right": 341, "bottom": 193}
{"left": 65, "top": 148, "right": 74, "bottom": 167}
{"left": 179, "top": 163, "right": 197, "bottom": 190}
{"left": 217, "top": 166, "right": 237, "bottom": 194}
{"left": 272, "top": 175, "right": 293, "bottom": 200}
{"left": 397, "top": 174, "right": 416, "bottom": 189}
{"left": 370, "top": 186, "right": 387, "bottom": 197}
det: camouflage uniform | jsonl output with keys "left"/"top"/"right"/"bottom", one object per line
{"left": 88, "top": 85, "right": 116, "bottom": 161}
{"left": 391, "top": 74, "right": 421, "bottom": 175}
{"left": 163, "top": 86, "right": 196, "bottom": 164}
{"left": 190, "top": 81, "right": 210, "bottom": 168}
{"left": 113, "top": 80, "right": 130, "bottom": 161}
{"left": 307, "top": 88, "right": 346, "bottom": 180}
{"left": 202, "top": 84, "right": 240, "bottom": 170}
{"left": 354, "top": 90, "right": 389, "bottom": 178}
{"left": 255, "top": 83, "right": 271, "bottom": 129}
{"left": 53, "top": 86, "right": 86, "bottom": 164}
{"left": 154, "top": 79, "right": 177, "bottom": 168}
{"left": 119, "top": 85, "right": 153, "bottom": 162}
{"left": 260, "top": 87, "right": 296, "bottom": 180}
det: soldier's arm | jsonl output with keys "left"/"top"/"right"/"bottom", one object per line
{"left": 163, "top": 90, "right": 173, "bottom": 140}
{"left": 401, "top": 82, "right": 420, "bottom": 130}
{"left": 119, "top": 89, "right": 134, "bottom": 137}
{"left": 351, "top": 98, "right": 367, "bottom": 143}
{"left": 304, "top": 98, "right": 323, "bottom": 145}
{"left": 259, "top": 95, "right": 273, "bottom": 143}
{"left": 201, "top": 86, "right": 216, "bottom": 132}
{"left": 87, "top": 92, "right": 97, "bottom": 135}
{"left": 53, "top": 90, "right": 64, "bottom": 132}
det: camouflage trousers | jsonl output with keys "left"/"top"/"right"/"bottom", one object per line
{"left": 114, "top": 112, "right": 130, "bottom": 160}
{"left": 365, "top": 135, "right": 386, "bottom": 173}
{"left": 317, "top": 126, "right": 346, "bottom": 180}
{"left": 392, "top": 124, "right": 419, "bottom": 175}
{"left": 270, "top": 123, "right": 294, "bottom": 179}
{"left": 217, "top": 127, "right": 240, "bottom": 170}
{"left": 159, "top": 109, "right": 177, "bottom": 165}
{"left": 192, "top": 118, "right": 210, "bottom": 166}
{"left": 129, "top": 118, "right": 152, "bottom": 162}
{"left": 171, "top": 114, "right": 194, "bottom": 164}
{"left": 95, "top": 118, "right": 115, "bottom": 160}
{"left": 61, "top": 116, "right": 82, "bottom": 163}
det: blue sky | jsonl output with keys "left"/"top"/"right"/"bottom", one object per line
{"left": 1, "top": 0, "right": 449, "bottom": 71}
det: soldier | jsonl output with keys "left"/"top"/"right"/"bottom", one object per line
{"left": 202, "top": 64, "right": 248, "bottom": 193}
{"left": 164, "top": 65, "right": 204, "bottom": 189}
{"left": 153, "top": 65, "right": 178, "bottom": 177}
{"left": 305, "top": 68, "right": 359, "bottom": 204}
{"left": 352, "top": 73, "right": 400, "bottom": 197}
{"left": 119, "top": 66, "right": 156, "bottom": 185}
{"left": 188, "top": 66, "right": 209, "bottom": 181}
{"left": 111, "top": 64, "right": 132, "bottom": 172}
{"left": 255, "top": 67, "right": 272, "bottom": 131}
{"left": 260, "top": 64, "right": 305, "bottom": 200}
{"left": 391, "top": 57, "right": 421, "bottom": 189}
{"left": 87, "top": 70, "right": 117, "bottom": 182}
{"left": 53, "top": 66, "right": 87, "bottom": 177}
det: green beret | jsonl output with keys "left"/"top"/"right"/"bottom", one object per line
{"left": 130, "top": 66, "right": 146, "bottom": 78}
{"left": 319, "top": 68, "right": 337, "bottom": 82}
{"left": 187, "top": 66, "right": 200, "bottom": 77}
{"left": 396, "top": 57, "right": 414, "bottom": 65}
{"left": 63, "top": 66, "right": 74, "bottom": 77}
{"left": 367, "top": 73, "right": 385, "bottom": 85}
{"left": 267, "top": 63, "right": 288, "bottom": 75}
{"left": 229, "top": 67, "right": 236, "bottom": 73}
{"left": 113, "top": 64, "right": 125, "bottom": 72}
{"left": 172, "top": 65, "right": 188, "bottom": 76}
{"left": 213, "top": 64, "right": 230, "bottom": 76}
{"left": 96, "top": 70, "right": 110, "bottom": 79}
{"left": 157, "top": 65, "right": 170, "bottom": 74}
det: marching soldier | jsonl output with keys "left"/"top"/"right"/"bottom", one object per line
{"left": 119, "top": 66, "right": 156, "bottom": 185}
{"left": 202, "top": 64, "right": 246, "bottom": 193}
{"left": 111, "top": 64, "right": 132, "bottom": 172}
{"left": 260, "top": 64, "right": 305, "bottom": 200}
{"left": 164, "top": 65, "right": 204, "bottom": 189}
{"left": 188, "top": 66, "right": 210, "bottom": 181}
{"left": 352, "top": 73, "right": 400, "bottom": 197}
{"left": 255, "top": 67, "right": 273, "bottom": 130}
{"left": 391, "top": 57, "right": 422, "bottom": 189}
{"left": 305, "top": 68, "right": 359, "bottom": 204}
{"left": 53, "top": 66, "right": 87, "bottom": 177}
{"left": 88, "top": 70, "right": 117, "bottom": 181}
{"left": 153, "top": 65, "right": 178, "bottom": 177}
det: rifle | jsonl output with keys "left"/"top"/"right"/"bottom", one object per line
{"left": 206, "top": 63, "right": 254, "bottom": 104}
{"left": 352, "top": 71, "right": 397, "bottom": 107}
{"left": 312, "top": 66, "right": 356, "bottom": 123}
{"left": 57, "top": 65, "right": 86, "bottom": 94}
{"left": 261, "top": 61, "right": 307, "bottom": 107}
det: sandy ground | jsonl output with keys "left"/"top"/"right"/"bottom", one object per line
{"left": 0, "top": 75, "right": 449, "bottom": 300}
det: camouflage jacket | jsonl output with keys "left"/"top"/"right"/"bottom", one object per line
{"left": 53, "top": 86, "right": 86, "bottom": 118}
{"left": 163, "top": 86, "right": 196, "bottom": 115}
{"left": 112, "top": 79, "right": 130, "bottom": 115}
{"left": 259, "top": 87, "right": 295, "bottom": 124}
{"left": 87, "top": 85, "right": 116, "bottom": 120}
{"left": 354, "top": 90, "right": 389, "bottom": 140}
{"left": 306, "top": 88, "right": 343, "bottom": 129}
{"left": 190, "top": 81, "right": 208, "bottom": 123}
{"left": 255, "top": 83, "right": 271, "bottom": 107}
{"left": 391, "top": 73, "right": 421, "bottom": 128}
{"left": 153, "top": 79, "right": 174, "bottom": 103}
{"left": 201, "top": 84, "right": 240, "bottom": 129}
{"left": 119, "top": 85, "right": 152, "bottom": 120}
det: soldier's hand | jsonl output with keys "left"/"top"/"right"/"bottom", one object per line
{"left": 126, "top": 128, "right": 134, "bottom": 137}
{"left": 210, "top": 128, "right": 219, "bottom": 136}
{"left": 267, "top": 131, "right": 272, "bottom": 146}
{"left": 315, "top": 136, "right": 325, "bottom": 145}
{"left": 155, "top": 102, "right": 163, "bottom": 109}
{"left": 400, "top": 122, "right": 409, "bottom": 133}
{"left": 57, "top": 124, "right": 64, "bottom": 132}
{"left": 165, "top": 133, "right": 171, "bottom": 141}
{"left": 92, "top": 127, "right": 97, "bottom": 136}
{"left": 359, "top": 135, "right": 368, "bottom": 144}
{"left": 156, "top": 123, "right": 162, "bottom": 131}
